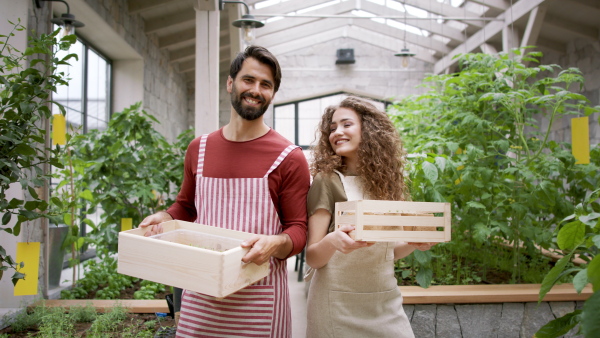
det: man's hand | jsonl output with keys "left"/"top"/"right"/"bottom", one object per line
{"left": 139, "top": 211, "right": 173, "bottom": 237}
{"left": 241, "top": 234, "right": 291, "bottom": 265}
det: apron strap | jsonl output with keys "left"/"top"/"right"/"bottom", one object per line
{"left": 196, "top": 134, "right": 209, "bottom": 177}
{"left": 264, "top": 145, "right": 299, "bottom": 178}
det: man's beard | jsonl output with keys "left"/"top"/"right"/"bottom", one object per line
{"left": 231, "top": 84, "right": 270, "bottom": 121}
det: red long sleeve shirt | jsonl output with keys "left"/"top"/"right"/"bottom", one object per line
{"left": 167, "top": 128, "right": 310, "bottom": 257}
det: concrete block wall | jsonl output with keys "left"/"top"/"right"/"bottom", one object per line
{"left": 82, "top": 0, "right": 192, "bottom": 142}
{"left": 538, "top": 38, "right": 600, "bottom": 147}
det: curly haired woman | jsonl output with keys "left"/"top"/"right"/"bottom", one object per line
{"left": 305, "top": 96, "right": 432, "bottom": 338}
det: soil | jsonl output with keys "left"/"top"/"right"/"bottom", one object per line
{"left": 0, "top": 281, "right": 177, "bottom": 337}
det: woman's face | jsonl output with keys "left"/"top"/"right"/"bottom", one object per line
{"left": 328, "top": 107, "right": 362, "bottom": 159}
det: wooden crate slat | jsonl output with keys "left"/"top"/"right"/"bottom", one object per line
{"left": 359, "top": 200, "right": 448, "bottom": 213}
{"left": 335, "top": 200, "right": 452, "bottom": 242}
{"left": 362, "top": 215, "right": 446, "bottom": 227}
{"left": 354, "top": 230, "right": 447, "bottom": 242}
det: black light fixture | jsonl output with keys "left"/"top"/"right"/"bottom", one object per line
{"left": 336, "top": 49, "right": 355, "bottom": 65}
{"left": 35, "top": 0, "right": 84, "bottom": 37}
{"left": 394, "top": 1, "right": 415, "bottom": 68}
{"left": 219, "top": 0, "right": 264, "bottom": 44}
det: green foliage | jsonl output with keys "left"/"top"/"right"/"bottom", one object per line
{"left": 60, "top": 248, "right": 165, "bottom": 300}
{"left": 390, "top": 49, "right": 600, "bottom": 287}
{"left": 68, "top": 102, "right": 194, "bottom": 250}
{"left": 37, "top": 306, "right": 75, "bottom": 338}
{"left": 7, "top": 305, "right": 47, "bottom": 332}
{"left": 535, "top": 188, "right": 600, "bottom": 338}
{"left": 134, "top": 279, "right": 166, "bottom": 300}
{"left": 68, "top": 303, "right": 97, "bottom": 323}
{"left": 0, "top": 21, "right": 75, "bottom": 284}
{"left": 88, "top": 305, "right": 128, "bottom": 337}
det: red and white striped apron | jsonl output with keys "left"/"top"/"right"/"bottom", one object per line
{"left": 176, "top": 134, "right": 296, "bottom": 338}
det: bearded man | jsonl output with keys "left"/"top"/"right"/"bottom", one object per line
{"left": 140, "top": 46, "right": 310, "bottom": 338}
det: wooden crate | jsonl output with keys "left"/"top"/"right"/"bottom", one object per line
{"left": 335, "top": 200, "right": 451, "bottom": 242}
{"left": 117, "top": 220, "right": 269, "bottom": 298}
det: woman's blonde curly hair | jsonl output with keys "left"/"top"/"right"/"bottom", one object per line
{"left": 310, "top": 96, "right": 409, "bottom": 201}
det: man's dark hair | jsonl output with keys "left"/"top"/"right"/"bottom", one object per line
{"left": 229, "top": 45, "right": 282, "bottom": 93}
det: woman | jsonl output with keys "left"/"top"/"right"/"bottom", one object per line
{"left": 305, "top": 96, "right": 431, "bottom": 338}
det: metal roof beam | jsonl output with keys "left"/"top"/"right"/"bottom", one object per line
{"left": 434, "top": 0, "right": 547, "bottom": 74}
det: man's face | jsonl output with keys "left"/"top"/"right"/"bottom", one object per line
{"left": 227, "top": 57, "right": 276, "bottom": 121}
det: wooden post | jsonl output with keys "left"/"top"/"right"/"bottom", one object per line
{"left": 194, "top": 0, "right": 220, "bottom": 137}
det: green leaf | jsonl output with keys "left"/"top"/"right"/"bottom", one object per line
{"left": 580, "top": 212, "right": 600, "bottom": 226}
{"left": 573, "top": 269, "right": 589, "bottom": 294}
{"left": 466, "top": 201, "right": 486, "bottom": 210}
{"left": 434, "top": 157, "right": 447, "bottom": 173}
{"left": 593, "top": 235, "right": 600, "bottom": 249}
{"left": 533, "top": 310, "right": 581, "bottom": 338}
{"left": 582, "top": 291, "right": 600, "bottom": 337}
{"left": 416, "top": 268, "right": 433, "bottom": 288}
{"left": 588, "top": 256, "right": 600, "bottom": 292}
{"left": 413, "top": 249, "right": 432, "bottom": 265}
{"left": 2, "top": 213, "right": 11, "bottom": 226}
{"left": 557, "top": 221, "right": 585, "bottom": 251}
{"left": 79, "top": 189, "right": 94, "bottom": 202}
{"left": 539, "top": 252, "right": 576, "bottom": 302}
{"left": 422, "top": 161, "right": 438, "bottom": 184}
{"left": 50, "top": 197, "right": 63, "bottom": 209}
{"left": 63, "top": 213, "right": 72, "bottom": 226}
{"left": 28, "top": 186, "right": 38, "bottom": 199}
{"left": 24, "top": 201, "right": 38, "bottom": 211}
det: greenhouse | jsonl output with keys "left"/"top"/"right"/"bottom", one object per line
{"left": 1, "top": 0, "right": 599, "bottom": 336}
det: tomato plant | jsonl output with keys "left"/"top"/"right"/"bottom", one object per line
{"left": 391, "top": 48, "right": 600, "bottom": 287}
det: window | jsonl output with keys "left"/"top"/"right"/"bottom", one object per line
{"left": 51, "top": 33, "right": 112, "bottom": 265}
{"left": 53, "top": 35, "right": 112, "bottom": 133}
{"left": 273, "top": 93, "right": 388, "bottom": 149}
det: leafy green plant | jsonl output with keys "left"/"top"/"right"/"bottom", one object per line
{"left": 534, "top": 188, "right": 600, "bottom": 338}
{"left": 88, "top": 304, "right": 128, "bottom": 337}
{"left": 6, "top": 304, "right": 47, "bottom": 332}
{"left": 391, "top": 49, "right": 600, "bottom": 287}
{"left": 0, "top": 21, "right": 75, "bottom": 284}
{"left": 68, "top": 303, "right": 97, "bottom": 323}
{"left": 49, "top": 127, "right": 96, "bottom": 287}
{"left": 134, "top": 279, "right": 166, "bottom": 300}
{"left": 68, "top": 102, "right": 194, "bottom": 250}
{"left": 60, "top": 247, "right": 165, "bottom": 300}
{"left": 37, "top": 306, "right": 75, "bottom": 338}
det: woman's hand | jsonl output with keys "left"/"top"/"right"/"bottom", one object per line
{"left": 328, "top": 225, "right": 374, "bottom": 254}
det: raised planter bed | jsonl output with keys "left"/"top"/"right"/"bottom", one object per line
{"left": 401, "top": 283, "right": 593, "bottom": 304}
{"left": 33, "top": 283, "right": 593, "bottom": 313}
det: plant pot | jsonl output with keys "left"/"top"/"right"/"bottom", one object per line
{"left": 48, "top": 224, "right": 69, "bottom": 288}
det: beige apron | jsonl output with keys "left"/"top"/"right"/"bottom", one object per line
{"left": 306, "top": 172, "right": 414, "bottom": 338}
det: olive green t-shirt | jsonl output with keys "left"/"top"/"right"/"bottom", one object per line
{"left": 307, "top": 172, "right": 348, "bottom": 233}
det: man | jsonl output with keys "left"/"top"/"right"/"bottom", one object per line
{"left": 140, "top": 46, "right": 309, "bottom": 337}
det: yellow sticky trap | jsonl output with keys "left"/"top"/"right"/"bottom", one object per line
{"left": 571, "top": 117, "right": 590, "bottom": 164}
{"left": 52, "top": 114, "right": 66, "bottom": 145}
{"left": 14, "top": 242, "right": 40, "bottom": 296}
{"left": 121, "top": 218, "right": 133, "bottom": 232}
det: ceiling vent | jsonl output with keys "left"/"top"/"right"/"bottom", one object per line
{"left": 336, "top": 49, "right": 355, "bottom": 65}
